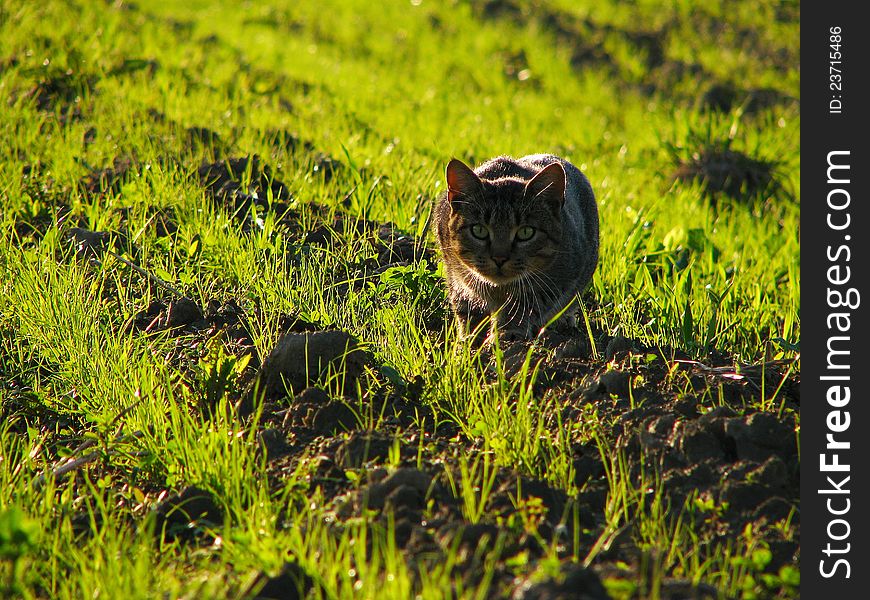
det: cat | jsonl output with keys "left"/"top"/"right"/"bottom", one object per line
{"left": 434, "top": 154, "right": 599, "bottom": 341}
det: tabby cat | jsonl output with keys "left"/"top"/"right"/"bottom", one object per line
{"left": 434, "top": 154, "right": 599, "bottom": 340}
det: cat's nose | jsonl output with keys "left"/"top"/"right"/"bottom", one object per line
{"left": 492, "top": 256, "right": 508, "bottom": 268}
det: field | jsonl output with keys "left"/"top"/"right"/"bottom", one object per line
{"left": 0, "top": 1, "right": 800, "bottom": 598}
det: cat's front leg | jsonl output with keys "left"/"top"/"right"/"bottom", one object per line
{"left": 490, "top": 302, "right": 539, "bottom": 341}
{"left": 451, "top": 294, "right": 491, "bottom": 345}
{"left": 538, "top": 295, "right": 581, "bottom": 334}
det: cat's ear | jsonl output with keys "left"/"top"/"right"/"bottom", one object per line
{"left": 446, "top": 159, "right": 482, "bottom": 205}
{"left": 525, "top": 162, "right": 566, "bottom": 216}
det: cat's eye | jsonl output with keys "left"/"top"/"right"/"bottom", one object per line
{"left": 470, "top": 224, "right": 489, "bottom": 240}
{"left": 516, "top": 226, "right": 536, "bottom": 241}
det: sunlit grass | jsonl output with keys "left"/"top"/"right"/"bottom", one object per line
{"left": 0, "top": 0, "right": 798, "bottom": 597}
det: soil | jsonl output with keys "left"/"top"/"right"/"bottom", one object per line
{"left": 669, "top": 145, "right": 787, "bottom": 204}
{"left": 6, "top": 146, "right": 799, "bottom": 598}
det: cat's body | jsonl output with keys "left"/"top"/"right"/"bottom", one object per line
{"left": 434, "top": 154, "right": 598, "bottom": 340}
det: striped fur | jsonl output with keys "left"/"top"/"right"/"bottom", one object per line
{"left": 435, "top": 154, "right": 599, "bottom": 340}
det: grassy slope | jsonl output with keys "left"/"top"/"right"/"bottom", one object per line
{"left": 0, "top": 0, "right": 798, "bottom": 598}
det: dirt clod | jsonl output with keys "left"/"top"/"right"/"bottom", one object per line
{"left": 673, "top": 420, "right": 726, "bottom": 462}
{"left": 364, "top": 468, "right": 432, "bottom": 510}
{"left": 153, "top": 486, "right": 223, "bottom": 545}
{"left": 604, "top": 335, "right": 634, "bottom": 360}
{"left": 436, "top": 522, "right": 500, "bottom": 553}
{"left": 66, "top": 227, "right": 112, "bottom": 259}
{"left": 249, "top": 330, "right": 367, "bottom": 403}
{"left": 251, "top": 561, "right": 313, "bottom": 600}
{"left": 80, "top": 156, "right": 135, "bottom": 197}
{"left": 723, "top": 412, "right": 797, "bottom": 461}
{"left": 311, "top": 400, "right": 359, "bottom": 434}
{"left": 165, "top": 297, "right": 203, "bottom": 328}
{"left": 597, "top": 369, "right": 631, "bottom": 398}
{"left": 335, "top": 433, "right": 392, "bottom": 469}
{"left": 197, "top": 155, "right": 291, "bottom": 209}
{"left": 513, "top": 562, "right": 610, "bottom": 600}
{"left": 670, "top": 144, "right": 784, "bottom": 203}
{"left": 258, "top": 428, "right": 290, "bottom": 460}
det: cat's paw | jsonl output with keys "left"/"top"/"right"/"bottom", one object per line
{"left": 493, "top": 328, "right": 527, "bottom": 343}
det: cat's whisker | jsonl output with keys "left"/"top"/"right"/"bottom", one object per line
{"left": 526, "top": 273, "right": 549, "bottom": 324}
{"left": 534, "top": 266, "right": 561, "bottom": 294}
{"left": 511, "top": 278, "right": 526, "bottom": 323}
{"left": 524, "top": 277, "right": 537, "bottom": 324}
{"left": 504, "top": 279, "right": 521, "bottom": 323}
{"left": 525, "top": 268, "right": 560, "bottom": 304}
{"left": 520, "top": 277, "right": 532, "bottom": 323}
{"left": 522, "top": 274, "right": 539, "bottom": 324}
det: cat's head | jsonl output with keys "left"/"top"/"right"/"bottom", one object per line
{"left": 442, "top": 158, "right": 565, "bottom": 286}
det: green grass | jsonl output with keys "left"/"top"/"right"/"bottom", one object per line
{"left": 1, "top": 0, "right": 798, "bottom": 598}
